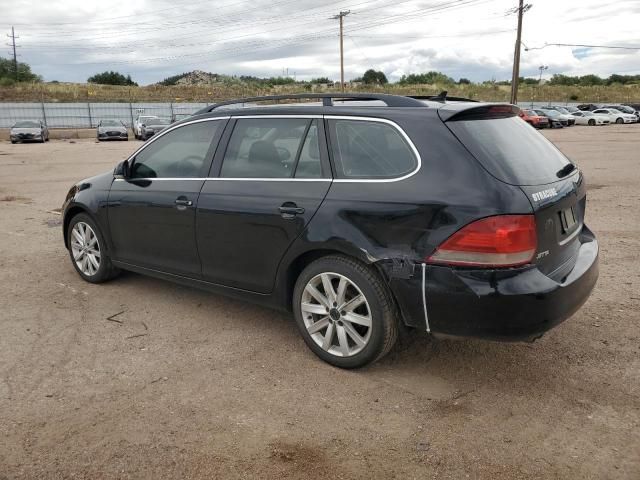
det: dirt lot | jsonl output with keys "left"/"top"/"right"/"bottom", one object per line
{"left": 0, "top": 127, "right": 638, "bottom": 479}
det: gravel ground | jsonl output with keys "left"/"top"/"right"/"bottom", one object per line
{"left": 0, "top": 127, "right": 638, "bottom": 479}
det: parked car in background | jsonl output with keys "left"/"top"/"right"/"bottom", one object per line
{"left": 577, "top": 104, "right": 598, "bottom": 111}
{"left": 133, "top": 115, "right": 158, "bottom": 139}
{"left": 532, "top": 109, "right": 564, "bottom": 128}
{"left": 592, "top": 108, "right": 637, "bottom": 124}
{"left": 563, "top": 106, "right": 580, "bottom": 114}
{"left": 547, "top": 106, "right": 578, "bottom": 118}
{"left": 602, "top": 105, "right": 639, "bottom": 120}
{"left": 96, "top": 120, "right": 128, "bottom": 141}
{"left": 60, "top": 93, "right": 599, "bottom": 368}
{"left": 10, "top": 120, "right": 49, "bottom": 144}
{"left": 541, "top": 108, "right": 575, "bottom": 126}
{"left": 138, "top": 117, "right": 172, "bottom": 141}
{"left": 519, "top": 109, "right": 550, "bottom": 128}
{"left": 571, "top": 111, "right": 610, "bottom": 126}
{"left": 535, "top": 109, "right": 567, "bottom": 127}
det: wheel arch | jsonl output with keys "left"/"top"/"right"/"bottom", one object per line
{"left": 63, "top": 204, "right": 94, "bottom": 249}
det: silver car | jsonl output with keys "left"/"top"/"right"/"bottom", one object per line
{"left": 139, "top": 117, "right": 171, "bottom": 141}
{"left": 10, "top": 120, "right": 49, "bottom": 144}
{"left": 96, "top": 119, "right": 128, "bottom": 141}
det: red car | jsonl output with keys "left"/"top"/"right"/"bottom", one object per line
{"left": 519, "top": 109, "right": 550, "bottom": 129}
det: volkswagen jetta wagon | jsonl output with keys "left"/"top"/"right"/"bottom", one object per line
{"left": 62, "top": 93, "right": 599, "bottom": 368}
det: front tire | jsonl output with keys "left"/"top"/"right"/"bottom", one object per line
{"left": 616, "top": 118, "right": 623, "bottom": 124}
{"left": 67, "top": 213, "right": 119, "bottom": 283}
{"left": 588, "top": 119, "right": 595, "bottom": 126}
{"left": 293, "top": 255, "right": 398, "bottom": 368}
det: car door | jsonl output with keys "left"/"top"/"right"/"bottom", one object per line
{"left": 108, "top": 118, "right": 227, "bottom": 277}
{"left": 196, "top": 116, "right": 332, "bottom": 293}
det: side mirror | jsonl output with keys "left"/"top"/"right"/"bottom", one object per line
{"left": 114, "top": 160, "right": 130, "bottom": 179}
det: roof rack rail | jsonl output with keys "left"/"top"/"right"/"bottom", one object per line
{"left": 409, "top": 91, "right": 479, "bottom": 103}
{"left": 197, "top": 93, "right": 426, "bottom": 113}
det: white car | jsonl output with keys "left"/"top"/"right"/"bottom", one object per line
{"left": 592, "top": 108, "right": 637, "bottom": 124}
{"left": 133, "top": 115, "right": 159, "bottom": 139}
{"left": 571, "top": 111, "right": 610, "bottom": 126}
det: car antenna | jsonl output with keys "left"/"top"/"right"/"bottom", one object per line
{"left": 432, "top": 91, "right": 448, "bottom": 103}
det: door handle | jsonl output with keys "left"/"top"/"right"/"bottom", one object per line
{"left": 279, "top": 203, "right": 305, "bottom": 218}
{"left": 175, "top": 197, "right": 193, "bottom": 208}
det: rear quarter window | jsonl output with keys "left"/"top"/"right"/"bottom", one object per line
{"left": 447, "top": 116, "right": 571, "bottom": 186}
{"left": 328, "top": 119, "right": 418, "bottom": 179}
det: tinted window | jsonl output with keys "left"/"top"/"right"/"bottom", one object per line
{"left": 221, "top": 118, "right": 311, "bottom": 178}
{"left": 101, "top": 120, "right": 121, "bottom": 126}
{"left": 447, "top": 116, "right": 571, "bottom": 186}
{"left": 330, "top": 119, "right": 417, "bottom": 179}
{"left": 130, "top": 121, "right": 220, "bottom": 179}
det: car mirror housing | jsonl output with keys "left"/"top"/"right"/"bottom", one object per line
{"left": 114, "top": 160, "right": 129, "bottom": 179}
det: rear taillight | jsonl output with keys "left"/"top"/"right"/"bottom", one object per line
{"left": 427, "top": 215, "right": 537, "bottom": 268}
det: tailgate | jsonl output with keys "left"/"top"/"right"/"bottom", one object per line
{"left": 520, "top": 170, "right": 585, "bottom": 279}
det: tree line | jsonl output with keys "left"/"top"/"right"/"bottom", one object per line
{"left": 2, "top": 57, "right": 640, "bottom": 88}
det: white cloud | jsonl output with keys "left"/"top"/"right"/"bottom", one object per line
{"left": 1, "top": 0, "right": 638, "bottom": 84}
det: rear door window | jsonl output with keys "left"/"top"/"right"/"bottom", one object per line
{"left": 328, "top": 119, "right": 417, "bottom": 179}
{"left": 447, "top": 116, "right": 571, "bottom": 186}
{"left": 221, "top": 118, "right": 314, "bottom": 178}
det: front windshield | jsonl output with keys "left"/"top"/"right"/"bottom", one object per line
{"left": 556, "top": 108, "right": 570, "bottom": 114}
{"left": 14, "top": 121, "right": 39, "bottom": 128}
{"left": 583, "top": 112, "right": 594, "bottom": 116}
{"left": 153, "top": 118, "right": 171, "bottom": 125}
{"left": 101, "top": 120, "right": 121, "bottom": 126}
{"left": 543, "top": 110, "right": 560, "bottom": 117}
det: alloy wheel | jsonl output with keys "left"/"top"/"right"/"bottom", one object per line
{"left": 70, "top": 222, "right": 101, "bottom": 276}
{"left": 300, "top": 272, "right": 372, "bottom": 357}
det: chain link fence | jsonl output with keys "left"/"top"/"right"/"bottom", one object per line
{"left": 0, "top": 102, "right": 209, "bottom": 129}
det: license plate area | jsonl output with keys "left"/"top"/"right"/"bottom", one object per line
{"left": 559, "top": 206, "right": 577, "bottom": 233}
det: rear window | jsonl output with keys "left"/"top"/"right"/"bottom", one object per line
{"left": 447, "top": 116, "right": 571, "bottom": 185}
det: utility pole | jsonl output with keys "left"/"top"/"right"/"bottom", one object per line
{"left": 509, "top": 1, "right": 531, "bottom": 105}
{"left": 332, "top": 10, "right": 350, "bottom": 92}
{"left": 6, "top": 26, "right": 19, "bottom": 81}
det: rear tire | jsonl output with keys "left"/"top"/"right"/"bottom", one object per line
{"left": 292, "top": 255, "right": 398, "bottom": 369}
{"left": 67, "top": 213, "right": 120, "bottom": 284}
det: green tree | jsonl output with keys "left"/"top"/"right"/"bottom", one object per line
{"left": 458, "top": 77, "right": 471, "bottom": 85}
{"left": 362, "top": 69, "right": 388, "bottom": 85}
{"left": 398, "top": 71, "right": 454, "bottom": 85}
{"left": 310, "top": 77, "right": 332, "bottom": 84}
{"left": 0, "top": 56, "right": 41, "bottom": 83}
{"left": 87, "top": 71, "right": 138, "bottom": 86}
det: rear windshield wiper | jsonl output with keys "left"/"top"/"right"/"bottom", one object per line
{"left": 556, "top": 163, "right": 576, "bottom": 178}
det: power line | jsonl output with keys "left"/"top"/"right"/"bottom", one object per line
{"left": 524, "top": 42, "right": 640, "bottom": 51}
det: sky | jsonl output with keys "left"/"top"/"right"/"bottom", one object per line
{"left": 1, "top": 0, "right": 639, "bottom": 85}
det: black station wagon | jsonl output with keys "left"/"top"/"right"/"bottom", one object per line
{"left": 62, "top": 93, "right": 599, "bottom": 368}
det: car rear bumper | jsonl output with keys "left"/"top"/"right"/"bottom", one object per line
{"left": 389, "top": 226, "right": 598, "bottom": 341}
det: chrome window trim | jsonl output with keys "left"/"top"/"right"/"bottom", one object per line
{"left": 119, "top": 114, "right": 421, "bottom": 183}
{"left": 114, "top": 178, "right": 331, "bottom": 182}
{"left": 324, "top": 115, "right": 422, "bottom": 183}
{"left": 125, "top": 116, "right": 231, "bottom": 164}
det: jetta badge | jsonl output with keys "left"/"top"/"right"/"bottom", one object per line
{"left": 532, "top": 188, "right": 558, "bottom": 202}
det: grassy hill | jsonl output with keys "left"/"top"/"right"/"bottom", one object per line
{"left": 1, "top": 81, "right": 638, "bottom": 104}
